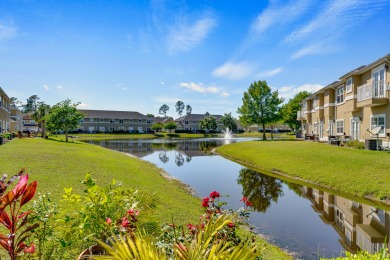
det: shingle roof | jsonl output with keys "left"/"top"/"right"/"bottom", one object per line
{"left": 79, "top": 109, "right": 148, "bottom": 120}
{"left": 175, "top": 113, "right": 223, "bottom": 122}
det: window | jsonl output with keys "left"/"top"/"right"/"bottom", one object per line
{"left": 89, "top": 118, "right": 94, "bottom": 122}
{"left": 110, "top": 119, "right": 115, "bottom": 123}
{"left": 346, "top": 77, "right": 353, "bottom": 93}
{"left": 119, "top": 119, "right": 124, "bottom": 124}
{"left": 328, "top": 121, "right": 334, "bottom": 136}
{"left": 147, "top": 120, "right": 151, "bottom": 124}
{"left": 185, "top": 121, "right": 189, "bottom": 124}
{"left": 312, "top": 99, "right": 316, "bottom": 110}
{"left": 335, "top": 208, "right": 344, "bottom": 232}
{"left": 336, "top": 120, "right": 344, "bottom": 135}
{"left": 336, "top": 86, "right": 344, "bottom": 104}
{"left": 371, "top": 114, "right": 385, "bottom": 137}
{"left": 313, "top": 123, "right": 318, "bottom": 134}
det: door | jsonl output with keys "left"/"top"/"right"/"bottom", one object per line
{"left": 373, "top": 67, "right": 385, "bottom": 97}
{"left": 351, "top": 118, "right": 359, "bottom": 140}
{"left": 319, "top": 122, "right": 324, "bottom": 140}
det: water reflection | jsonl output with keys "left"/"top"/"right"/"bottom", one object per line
{"left": 238, "top": 168, "right": 284, "bottom": 212}
{"left": 86, "top": 138, "right": 390, "bottom": 258}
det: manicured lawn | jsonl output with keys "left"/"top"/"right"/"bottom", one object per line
{"left": 217, "top": 140, "right": 390, "bottom": 207}
{"left": 0, "top": 138, "right": 290, "bottom": 259}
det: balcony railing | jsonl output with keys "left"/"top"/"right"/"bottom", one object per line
{"left": 357, "top": 81, "right": 387, "bottom": 102}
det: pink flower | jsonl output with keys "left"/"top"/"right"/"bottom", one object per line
{"left": 127, "top": 208, "right": 139, "bottom": 216}
{"left": 201, "top": 197, "right": 209, "bottom": 207}
{"left": 105, "top": 218, "right": 112, "bottom": 224}
{"left": 23, "top": 242, "right": 36, "bottom": 254}
{"left": 245, "top": 200, "right": 253, "bottom": 207}
{"left": 187, "top": 223, "right": 196, "bottom": 230}
{"left": 209, "top": 191, "right": 220, "bottom": 199}
{"left": 121, "top": 217, "right": 129, "bottom": 228}
{"left": 12, "top": 174, "right": 28, "bottom": 198}
{"left": 227, "top": 222, "right": 235, "bottom": 228}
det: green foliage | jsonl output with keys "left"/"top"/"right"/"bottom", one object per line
{"left": 199, "top": 115, "right": 218, "bottom": 132}
{"left": 32, "top": 102, "right": 51, "bottom": 138}
{"left": 146, "top": 113, "right": 155, "bottom": 117}
{"left": 237, "top": 80, "right": 284, "bottom": 140}
{"left": 323, "top": 248, "right": 390, "bottom": 259}
{"left": 175, "top": 101, "right": 185, "bottom": 117}
{"left": 280, "top": 91, "right": 311, "bottom": 132}
{"left": 22, "top": 94, "right": 40, "bottom": 113}
{"left": 220, "top": 112, "right": 238, "bottom": 132}
{"left": 151, "top": 122, "right": 164, "bottom": 132}
{"left": 185, "top": 105, "right": 192, "bottom": 115}
{"left": 159, "top": 104, "right": 169, "bottom": 117}
{"left": 164, "top": 121, "right": 177, "bottom": 133}
{"left": 345, "top": 140, "right": 365, "bottom": 149}
{"left": 46, "top": 99, "right": 84, "bottom": 142}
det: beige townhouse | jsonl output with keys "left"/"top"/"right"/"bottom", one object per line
{"left": 0, "top": 87, "right": 11, "bottom": 134}
{"left": 175, "top": 112, "right": 224, "bottom": 132}
{"left": 304, "top": 186, "right": 388, "bottom": 254}
{"left": 10, "top": 105, "right": 23, "bottom": 132}
{"left": 298, "top": 53, "right": 390, "bottom": 147}
{"left": 78, "top": 109, "right": 164, "bottom": 133}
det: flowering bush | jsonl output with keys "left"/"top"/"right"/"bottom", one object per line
{"left": 0, "top": 169, "right": 38, "bottom": 260}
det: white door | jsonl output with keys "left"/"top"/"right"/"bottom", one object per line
{"left": 319, "top": 122, "right": 324, "bottom": 139}
{"left": 373, "top": 67, "right": 385, "bottom": 97}
{"left": 138, "top": 127, "right": 143, "bottom": 133}
{"left": 351, "top": 118, "right": 359, "bottom": 140}
{"left": 88, "top": 126, "right": 95, "bottom": 132}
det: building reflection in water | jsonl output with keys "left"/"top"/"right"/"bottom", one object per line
{"left": 302, "top": 187, "right": 388, "bottom": 254}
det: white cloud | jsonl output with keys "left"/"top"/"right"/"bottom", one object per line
{"left": 278, "top": 86, "right": 293, "bottom": 93}
{"left": 161, "top": 81, "right": 165, "bottom": 85}
{"left": 212, "top": 61, "right": 255, "bottom": 80}
{"left": 256, "top": 67, "right": 283, "bottom": 78}
{"left": 57, "top": 85, "right": 63, "bottom": 89}
{"left": 178, "top": 82, "right": 229, "bottom": 97}
{"left": 43, "top": 85, "right": 49, "bottom": 91}
{"left": 294, "top": 84, "right": 323, "bottom": 93}
{"left": 291, "top": 43, "right": 325, "bottom": 59}
{"left": 0, "top": 22, "right": 17, "bottom": 40}
{"left": 167, "top": 15, "right": 217, "bottom": 54}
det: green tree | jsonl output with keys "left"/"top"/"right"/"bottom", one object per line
{"left": 175, "top": 101, "right": 185, "bottom": 117}
{"left": 22, "top": 95, "right": 40, "bottom": 113}
{"left": 186, "top": 105, "right": 192, "bottom": 115}
{"left": 280, "top": 91, "right": 311, "bottom": 132}
{"left": 32, "top": 103, "right": 51, "bottom": 138}
{"left": 46, "top": 99, "right": 84, "bottom": 142}
{"left": 220, "top": 113, "right": 237, "bottom": 132}
{"left": 237, "top": 80, "right": 284, "bottom": 140}
{"left": 10, "top": 97, "right": 22, "bottom": 107}
{"left": 159, "top": 104, "right": 169, "bottom": 118}
{"left": 164, "top": 121, "right": 177, "bottom": 134}
{"left": 151, "top": 122, "right": 164, "bottom": 132}
{"left": 146, "top": 113, "right": 154, "bottom": 117}
{"left": 199, "top": 115, "right": 218, "bottom": 133}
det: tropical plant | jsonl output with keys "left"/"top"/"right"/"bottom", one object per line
{"left": 0, "top": 169, "right": 38, "bottom": 260}
{"left": 237, "top": 80, "right": 284, "bottom": 140}
{"left": 22, "top": 94, "right": 40, "bottom": 113}
{"left": 46, "top": 99, "right": 85, "bottom": 142}
{"left": 32, "top": 102, "right": 51, "bottom": 138}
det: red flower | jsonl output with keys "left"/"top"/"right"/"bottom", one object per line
{"left": 105, "top": 218, "right": 112, "bottom": 224}
{"left": 227, "top": 222, "right": 235, "bottom": 228}
{"left": 23, "top": 242, "right": 36, "bottom": 254}
{"left": 209, "top": 191, "right": 220, "bottom": 199}
{"left": 121, "top": 217, "right": 130, "bottom": 227}
{"left": 201, "top": 197, "right": 209, "bottom": 207}
{"left": 240, "top": 197, "right": 248, "bottom": 202}
{"left": 127, "top": 208, "right": 139, "bottom": 216}
{"left": 245, "top": 200, "right": 253, "bottom": 207}
{"left": 187, "top": 223, "right": 196, "bottom": 230}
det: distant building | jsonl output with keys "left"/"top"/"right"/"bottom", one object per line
{"left": 22, "top": 114, "right": 38, "bottom": 132}
{"left": 78, "top": 109, "right": 164, "bottom": 133}
{"left": 0, "top": 87, "right": 11, "bottom": 134}
{"left": 174, "top": 113, "right": 224, "bottom": 132}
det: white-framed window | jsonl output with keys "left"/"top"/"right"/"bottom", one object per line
{"left": 336, "top": 86, "right": 344, "bottom": 104}
{"left": 370, "top": 114, "right": 385, "bottom": 137}
{"left": 146, "top": 120, "right": 151, "bottom": 124}
{"left": 313, "top": 123, "right": 318, "bottom": 134}
{"left": 185, "top": 121, "right": 189, "bottom": 124}
{"left": 372, "top": 65, "right": 386, "bottom": 98}
{"left": 328, "top": 120, "right": 334, "bottom": 136}
{"left": 89, "top": 118, "right": 94, "bottom": 122}
{"left": 336, "top": 120, "right": 344, "bottom": 135}
{"left": 346, "top": 77, "right": 353, "bottom": 93}
{"left": 119, "top": 119, "right": 124, "bottom": 124}
{"left": 369, "top": 207, "right": 385, "bottom": 226}
{"left": 312, "top": 99, "right": 317, "bottom": 110}
{"left": 110, "top": 119, "right": 115, "bottom": 123}
{"left": 335, "top": 208, "right": 344, "bottom": 232}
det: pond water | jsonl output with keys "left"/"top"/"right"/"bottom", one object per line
{"left": 86, "top": 138, "right": 389, "bottom": 259}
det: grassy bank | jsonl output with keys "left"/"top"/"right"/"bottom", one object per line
{"left": 217, "top": 140, "right": 390, "bottom": 207}
{"left": 0, "top": 138, "right": 290, "bottom": 259}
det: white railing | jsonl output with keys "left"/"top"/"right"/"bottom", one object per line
{"left": 357, "top": 81, "right": 386, "bottom": 102}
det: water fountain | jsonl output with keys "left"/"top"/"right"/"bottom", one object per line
{"left": 222, "top": 127, "right": 233, "bottom": 139}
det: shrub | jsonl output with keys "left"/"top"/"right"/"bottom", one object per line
{"left": 345, "top": 140, "right": 365, "bottom": 149}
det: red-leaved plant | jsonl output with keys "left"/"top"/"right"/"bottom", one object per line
{"left": 0, "top": 168, "right": 38, "bottom": 260}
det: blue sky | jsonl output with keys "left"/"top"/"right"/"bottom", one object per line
{"left": 1, "top": 0, "right": 390, "bottom": 118}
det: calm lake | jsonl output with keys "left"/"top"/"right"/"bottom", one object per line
{"left": 86, "top": 138, "right": 389, "bottom": 259}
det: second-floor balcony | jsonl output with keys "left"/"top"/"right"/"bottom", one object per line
{"left": 357, "top": 81, "right": 388, "bottom": 107}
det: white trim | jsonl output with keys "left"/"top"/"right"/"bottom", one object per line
{"left": 324, "top": 103, "right": 335, "bottom": 108}
{"left": 345, "top": 94, "right": 357, "bottom": 101}
{"left": 336, "top": 119, "right": 344, "bottom": 135}
{"left": 323, "top": 200, "right": 334, "bottom": 207}
{"left": 370, "top": 113, "right": 386, "bottom": 138}
{"left": 346, "top": 77, "right": 353, "bottom": 93}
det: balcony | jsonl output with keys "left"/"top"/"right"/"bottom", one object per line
{"left": 297, "top": 110, "right": 305, "bottom": 120}
{"left": 357, "top": 81, "right": 388, "bottom": 107}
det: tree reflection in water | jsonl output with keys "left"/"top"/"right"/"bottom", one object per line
{"left": 199, "top": 140, "right": 218, "bottom": 154}
{"left": 175, "top": 153, "right": 185, "bottom": 166}
{"left": 158, "top": 152, "right": 169, "bottom": 163}
{"left": 237, "top": 168, "right": 284, "bottom": 213}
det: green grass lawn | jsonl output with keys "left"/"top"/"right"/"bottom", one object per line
{"left": 0, "top": 138, "right": 290, "bottom": 259}
{"left": 217, "top": 140, "right": 390, "bottom": 208}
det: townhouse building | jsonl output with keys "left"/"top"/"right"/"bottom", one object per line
{"left": 175, "top": 113, "right": 224, "bottom": 132}
{"left": 22, "top": 114, "right": 38, "bottom": 132}
{"left": 78, "top": 109, "right": 165, "bottom": 133}
{"left": 298, "top": 53, "right": 390, "bottom": 146}
{"left": 0, "top": 87, "right": 11, "bottom": 134}
{"left": 10, "top": 105, "right": 23, "bottom": 132}
{"left": 304, "top": 187, "right": 388, "bottom": 254}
